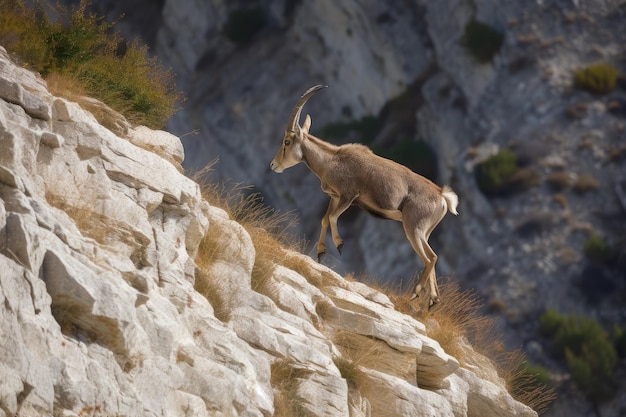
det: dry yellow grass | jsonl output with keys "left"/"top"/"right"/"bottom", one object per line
{"left": 192, "top": 162, "right": 303, "bottom": 304}
{"left": 45, "top": 190, "right": 117, "bottom": 245}
{"left": 389, "top": 279, "right": 555, "bottom": 414}
{"left": 270, "top": 360, "right": 313, "bottom": 417}
{"left": 333, "top": 331, "right": 415, "bottom": 383}
{"left": 193, "top": 267, "right": 230, "bottom": 322}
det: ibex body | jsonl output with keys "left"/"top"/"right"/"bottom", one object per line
{"left": 270, "top": 85, "right": 458, "bottom": 307}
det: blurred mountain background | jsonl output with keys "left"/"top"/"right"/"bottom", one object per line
{"left": 29, "top": 0, "right": 626, "bottom": 415}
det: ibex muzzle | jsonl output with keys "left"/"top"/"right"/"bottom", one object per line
{"left": 270, "top": 85, "right": 459, "bottom": 308}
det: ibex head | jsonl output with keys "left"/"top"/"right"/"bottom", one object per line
{"left": 270, "top": 85, "right": 327, "bottom": 173}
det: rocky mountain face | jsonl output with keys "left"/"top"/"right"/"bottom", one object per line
{"left": 77, "top": 1, "right": 626, "bottom": 415}
{"left": 0, "top": 46, "right": 538, "bottom": 416}
{"left": 24, "top": 0, "right": 626, "bottom": 415}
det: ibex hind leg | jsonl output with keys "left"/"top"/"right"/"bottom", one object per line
{"left": 410, "top": 203, "right": 447, "bottom": 309}
{"left": 403, "top": 223, "right": 436, "bottom": 303}
{"left": 422, "top": 239, "right": 440, "bottom": 309}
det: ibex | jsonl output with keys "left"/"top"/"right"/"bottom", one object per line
{"left": 270, "top": 85, "right": 458, "bottom": 307}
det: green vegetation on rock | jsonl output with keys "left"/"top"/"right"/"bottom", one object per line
{"left": 0, "top": 0, "right": 181, "bottom": 128}
{"left": 474, "top": 149, "right": 518, "bottom": 195}
{"left": 460, "top": 17, "right": 504, "bottom": 63}
{"left": 574, "top": 63, "right": 618, "bottom": 94}
{"left": 540, "top": 309, "right": 618, "bottom": 404}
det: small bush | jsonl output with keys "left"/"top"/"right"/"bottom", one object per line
{"left": 574, "top": 63, "right": 618, "bottom": 94}
{"left": 614, "top": 326, "right": 626, "bottom": 358}
{"left": 583, "top": 233, "right": 614, "bottom": 264}
{"left": 475, "top": 149, "right": 518, "bottom": 195}
{"left": 521, "top": 362, "right": 552, "bottom": 388}
{"left": 374, "top": 138, "right": 438, "bottom": 178}
{"left": 573, "top": 173, "right": 600, "bottom": 193}
{"left": 319, "top": 115, "right": 382, "bottom": 145}
{"left": 0, "top": 0, "right": 180, "bottom": 128}
{"left": 460, "top": 17, "right": 504, "bottom": 63}
{"left": 538, "top": 309, "right": 563, "bottom": 336}
{"left": 223, "top": 8, "right": 266, "bottom": 46}
{"left": 546, "top": 171, "right": 572, "bottom": 191}
{"left": 507, "top": 167, "right": 542, "bottom": 192}
{"left": 539, "top": 309, "right": 617, "bottom": 403}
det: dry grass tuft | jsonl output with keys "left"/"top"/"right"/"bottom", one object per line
{"left": 46, "top": 73, "right": 130, "bottom": 136}
{"left": 573, "top": 173, "right": 600, "bottom": 193}
{"left": 389, "top": 279, "right": 555, "bottom": 414}
{"left": 270, "top": 360, "right": 313, "bottom": 417}
{"left": 333, "top": 331, "right": 415, "bottom": 383}
{"left": 193, "top": 267, "right": 230, "bottom": 322}
{"left": 425, "top": 281, "right": 498, "bottom": 364}
{"left": 546, "top": 171, "right": 572, "bottom": 191}
{"left": 45, "top": 191, "right": 116, "bottom": 245}
{"left": 193, "top": 162, "right": 303, "bottom": 300}
{"left": 332, "top": 356, "right": 366, "bottom": 389}
{"left": 500, "top": 351, "right": 557, "bottom": 415}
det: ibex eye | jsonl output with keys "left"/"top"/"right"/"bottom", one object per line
{"left": 284, "top": 139, "right": 291, "bottom": 146}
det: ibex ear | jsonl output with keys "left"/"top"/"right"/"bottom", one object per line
{"left": 302, "top": 114, "right": 312, "bottom": 134}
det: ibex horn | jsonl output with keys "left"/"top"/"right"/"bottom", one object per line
{"left": 287, "top": 85, "right": 327, "bottom": 133}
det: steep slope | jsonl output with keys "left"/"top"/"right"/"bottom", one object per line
{"left": 45, "top": 1, "right": 626, "bottom": 414}
{"left": 0, "top": 47, "right": 536, "bottom": 416}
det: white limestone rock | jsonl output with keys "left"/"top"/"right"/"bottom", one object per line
{"left": 0, "top": 43, "right": 537, "bottom": 417}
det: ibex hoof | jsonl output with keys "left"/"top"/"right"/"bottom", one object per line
{"left": 317, "top": 251, "right": 326, "bottom": 263}
{"left": 428, "top": 299, "right": 439, "bottom": 312}
{"left": 337, "top": 243, "right": 344, "bottom": 255}
{"left": 410, "top": 293, "right": 419, "bottom": 301}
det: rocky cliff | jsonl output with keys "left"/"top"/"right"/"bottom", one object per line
{"left": 38, "top": 0, "right": 626, "bottom": 415}
{"left": 0, "top": 47, "right": 538, "bottom": 416}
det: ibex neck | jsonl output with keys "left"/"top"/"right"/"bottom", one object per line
{"left": 301, "top": 134, "right": 338, "bottom": 176}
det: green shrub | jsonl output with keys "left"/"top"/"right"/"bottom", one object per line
{"left": 0, "top": 0, "right": 49, "bottom": 69}
{"left": 474, "top": 149, "right": 518, "bottom": 195}
{"left": 539, "top": 309, "right": 617, "bottom": 403}
{"left": 574, "top": 63, "right": 618, "bottom": 94}
{"left": 223, "top": 8, "right": 266, "bottom": 46}
{"left": 614, "top": 326, "right": 626, "bottom": 358}
{"left": 73, "top": 41, "right": 179, "bottom": 128}
{"left": 0, "top": 0, "right": 180, "bottom": 128}
{"left": 538, "top": 308, "right": 563, "bottom": 336}
{"left": 460, "top": 17, "right": 504, "bottom": 63}
{"left": 374, "top": 138, "right": 437, "bottom": 178}
{"left": 319, "top": 115, "right": 382, "bottom": 145}
{"left": 583, "top": 233, "right": 614, "bottom": 264}
{"left": 522, "top": 363, "right": 552, "bottom": 388}
{"left": 566, "top": 341, "right": 617, "bottom": 403}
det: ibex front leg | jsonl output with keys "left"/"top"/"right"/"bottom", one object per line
{"left": 317, "top": 194, "right": 357, "bottom": 262}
